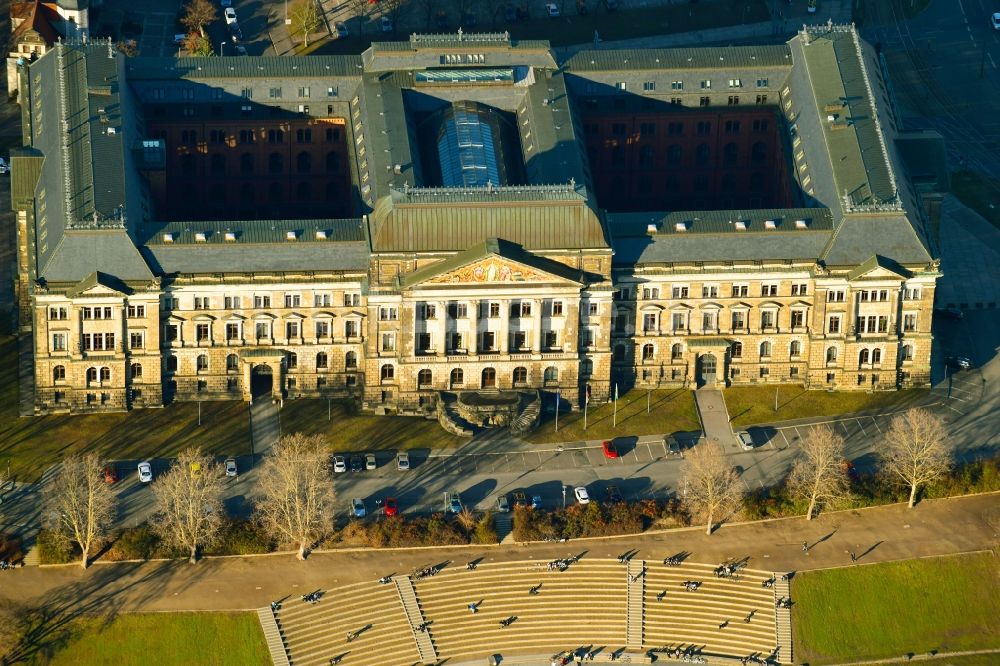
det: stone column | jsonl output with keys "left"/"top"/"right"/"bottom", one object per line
{"left": 242, "top": 360, "right": 252, "bottom": 402}
{"left": 435, "top": 300, "right": 446, "bottom": 357}
{"left": 499, "top": 299, "right": 510, "bottom": 354}
{"left": 468, "top": 299, "right": 478, "bottom": 356}
{"left": 532, "top": 298, "right": 543, "bottom": 353}
{"left": 272, "top": 359, "right": 283, "bottom": 400}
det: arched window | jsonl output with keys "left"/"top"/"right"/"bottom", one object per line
{"left": 730, "top": 341, "right": 743, "bottom": 358}
{"left": 614, "top": 345, "right": 626, "bottom": 362}
{"left": 790, "top": 340, "right": 801, "bottom": 357}
{"left": 723, "top": 142, "right": 739, "bottom": 165}
{"left": 671, "top": 343, "right": 683, "bottom": 360}
{"left": 53, "top": 365, "right": 65, "bottom": 382}
{"left": 667, "top": 144, "right": 682, "bottom": 165}
{"left": 226, "top": 354, "right": 239, "bottom": 372}
{"left": 751, "top": 141, "right": 767, "bottom": 164}
{"left": 296, "top": 181, "right": 312, "bottom": 202}
{"left": 543, "top": 366, "right": 558, "bottom": 383}
{"left": 417, "top": 369, "right": 432, "bottom": 387}
{"left": 450, "top": 368, "right": 464, "bottom": 386}
{"left": 344, "top": 351, "right": 356, "bottom": 369}
{"left": 268, "top": 152, "right": 283, "bottom": 174}
{"left": 859, "top": 348, "right": 870, "bottom": 365}
{"left": 296, "top": 151, "right": 311, "bottom": 173}
{"left": 901, "top": 344, "right": 913, "bottom": 361}
{"left": 759, "top": 341, "right": 772, "bottom": 358}
{"left": 481, "top": 367, "right": 496, "bottom": 388}
{"left": 130, "top": 363, "right": 142, "bottom": 379}
{"left": 512, "top": 367, "right": 528, "bottom": 384}
{"left": 639, "top": 144, "right": 655, "bottom": 167}
{"left": 872, "top": 348, "right": 882, "bottom": 364}
{"left": 316, "top": 352, "right": 329, "bottom": 369}
{"left": 240, "top": 152, "right": 254, "bottom": 175}
{"left": 380, "top": 364, "right": 394, "bottom": 382}
{"left": 167, "top": 356, "right": 178, "bottom": 372}
{"left": 326, "top": 151, "right": 340, "bottom": 172}
{"left": 287, "top": 352, "right": 298, "bottom": 369}
{"left": 100, "top": 367, "right": 111, "bottom": 381}
{"left": 87, "top": 367, "right": 98, "bottom": 383}
{"left": 695, "top": 143, "right": 710, "bottom": 166}
{"left": 642, "top": 343, "right": 655, "bottom": 361}
{"left": 210, "top": 153, "right": 226, "bottom": 176}
{"left": 197, "top": 354, "right": 209, "bottom": 371}
{"left": 826, "top": 346, "right": 838, "bottom": 363}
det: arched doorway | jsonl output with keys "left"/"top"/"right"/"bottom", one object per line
{"left": 481, "top": 367, "right": 496, "bottom": 389}
{"left": 250, "top": 364, "right": 273, "bottom": 399}
{"left": 697, "top": 353, "right": 717, "bottom": 387}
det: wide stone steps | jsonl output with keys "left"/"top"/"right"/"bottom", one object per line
{"left": 494, "top": 511, "right": 513, "bottom": 544}
{"left": 626, "top": 559, "right": 645, "bottom": 649}
{"left": 394, "top": 575, "right": 438, "bottom": 664}
{"left": 256, "top": 607, "right": 291, "bottom": 666}
{"left": 775, "top": 575, "right": 793, "bottom": 663}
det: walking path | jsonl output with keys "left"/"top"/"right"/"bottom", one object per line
{"left": 1, "top": 493, "right": 995, "bottom": 614}
{"left": 250, "top": 397, "right": 281, "bottom": 458}
{"left": 694, "top": 388, "right": 733, "bottom": 449}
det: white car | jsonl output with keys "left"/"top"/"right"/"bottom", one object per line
{"left": 225, "top": 457, "right": 238, "bottom": 477}
{"left": 332, "top": 455, "right": 347, "bottom": 473}
{"left": 224, "top": 7, "right": 237, "bottom": 24}
{"left": 992, "top": 13, "right": 1000, "bottom": 30}
{"left": 396, "top": 452, "right": 410, "bottom": 471}
{"left": 137, "top": 461, "right": 153, "bottom": 483}
{"left": 574, "top": 486, "right": 590, "bottom": 504}
{"left": 546, "top": 3, "right": 560, "bottom": 17}
{"left": 736, "top": 430, "right": 754, "bottom": 451}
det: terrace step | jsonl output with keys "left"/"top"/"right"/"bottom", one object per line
{"left": 773, "top": 575, "right": 793, "bottom": 664}
{"left": 257, "top": 607, "right": 291, "bottom": 666}
{"left": 394, "top": 575, "right": 439, "bottom": 664}
{"left": 627, "top": 559, "right": 645, "bottom": 650}
{"left": 494, "top": 511, "right": 514, "bottom": 544}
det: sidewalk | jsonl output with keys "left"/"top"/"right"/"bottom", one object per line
{"left": 0, "top": 492, "right": 995, "bottom": 613}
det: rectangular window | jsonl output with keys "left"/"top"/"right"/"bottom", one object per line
{"left": 671, "top": 286, "right": 689, "bottom": 299}
{"left": 343, "top": 293, "right": 361, "bottom": 306}
{"left": 702, "top": 285, "right": 718, "bottom": 298}
{"left": 645, "top": 81, "right": 657, "bottom": 91}
{"left": 449, "top": 332, "right": 463, "bottom": 351}
{"left": 643, "top": 313, "right": 657, "bottom": 332}
{"left": 616, "top": 81, "right": 627, "bottom": 90}
{"left": 699, "top": 96, "right": 710, "bottom": 107}
{"left": 226, "top": 323, "right": 240, "bottom": 340}
{"left": 255, "top": 322, "right": 270, "bottom": 339}
{"left": 791, "top": 310, "right": 804, "bottom": 328}
{"left": 381, "top": 332, "right": 396, "bottom": 352}
{"left": 828, "top": 316, "right": 841, "bottom": 334}
{"left": 545, "top": 331, "right": 558, "bottom": 348}
{"left": 315, "top": 321, "right": 329, "bottom": 338}
{"left": 254, "top": 295, "right": 271, "bottom": 309}
{"left": 671, "top": 312, "right": 685, "bottom": 331}
{"left": 286, "top": 321, "right": 300, "bottom": 338}
{"left": 129, "top": 332, "right": 144, "bottom": 349}
{"left": 379, "top": 306, "right": 398, "bottom": 321}
{"left": 790, "top": 284, "right": 808, "bottom": 296}
{"left": 761, "top": 311, "right": 775, "bottom": 328}
{"left": 345, "top": 320, "right": 359, "bottom": 338}
{"left": 489, "top": 302, "right": 500, "bottom": 318}
{"left": 269, "top": 87, "right": 282, "bottom": 99}
{"left": 447, "top": 303, "right": 468, "bottom": 319}
{"left": 166, "top": 324, "right": 179, "bottom": 342}
{"left": 587, "top": 302, "right": 598, "bottom": 316}
{"left": 482, "top": 331, "right": 496, "bottom": 351}
{"left": 700, "top": 80, "right": 711, "bottom": 89}
{"left": 760, "top": 367, "right": 769, "bottom": 378}
{"left": 52, "top": 333, "right": 66, "bottom": 351}
{"left": 756, "top": 78, "right": 768, "bottom": 88}
{"left": 298, "top": 86, "right": 311, "bottom": 98}
{"left": 731, "top": 311, "right": 745, "bottom": 330}
{"left": 903, "top": 314, "right": 917, "bottom": 332}
{"left": 196, "top": 323, "right": 210, "bottom": 341}
{"left": 732, "top": 284, "right": 748, "bottom": 297}
{"left": 755, "top": 94, "right": 768, "bottom": 105}
{"left": 752, "top": 119, "right": 769, "bottom": 133}
{"left": 761, "top": 284, "right": 778, "bottom": 297}
{"left": 702, "top": 312, "right": 716, "bottom": 331}
{"left": 826, "top": 290, "right": 845, "bottom": 302}
{"left": 126, "top": 305, "right": 145, "bottom": 318}
{"left": 670, "top": 81, "right": 682, "bottom": 90}
{"left": 728, "top": 96, "right": 739, "bottom": 106}
{"left": 513, "top": 331, "right": 527, "bottom": 351}
{"left": 417, "top": 333, "right": 431, "bottom": 352}
{"left": 904, "top": 287, "right": 922, "bottom": 300}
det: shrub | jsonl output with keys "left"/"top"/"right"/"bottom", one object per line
{"left": 104, "top": 525, "right": 162, "bottom": 561}
{"left": 207, "top": 518, "right": 276, "bottom": 556}
{"left": 474, "top": 511, "right": 498, "bottom": 544}
{"left": 36, "top": 529, "right": 74, "bottom": 565}
{"left": 0, "top": 532, "right": 24, "bottom": 565}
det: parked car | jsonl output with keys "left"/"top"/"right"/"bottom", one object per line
{"left": 224, "top": 7, "right": 237, "bottom": 24}
{"left": 545, "top": 2, "right": 560, "bottom": 17}
{"left": 513, "top": 491, "right": 528, "bottom": 508}
{"left": 530, "top": 495, "right": 542, "bottom": 509}
{"left": 735, "top": 430, "right": 755, "bottom": 451}
{"left": 604, "top": 485, "right": 623, "bottom": 503}
{"left": 446, "top": 491, "right": 463, "bottom": 514}
{"left": 235, "top": 45, "right": 247, "bottom": 56}
{"left": 496, "top": 494, "right": 510, "bottom": 513}
{"left": 332, "top": 455, "right": 347, "bottom": 473}
{"left": 396, "top": 452, "right": 410, "bottom": 470}
{"left": 220, "top": 0, "right": 233, "bottom": 6}
{"left": 335, "top": 21, "right": 349, "bottom": 38}
{"left": 993, "top": 12, "right": 1000, "bottom": 30}
{"left": 665, "top": 435, "right": 682, "bottom": 455}
{"left": 172, "top": 33, "right": 187, "bottom": 45}
{"left": 384, "top": 497, "right": 398, "bottom": 516}
{"left": 0, "top": 158, "right": 8, "bottom": 175}
{"left": 365, "top": 453, "right": 377, "bottom": 470}
{"left": 946, "top": 356, "right": 972, "bottom": 370}
{"left": 574, "top": 486, "right": 590, "bottom": 504}
{"left": 380, "top": 16, "right": 393, "bottom": 32}
{"left": 102, "top": 465, "right": 118, "bottom": 484}
{"left": 351, "top": 498, "right": 366, "bottom": 518}
{"left": 137, "top": 461, "right": 153, "bottom": 483}
{"left": 350, "top": 455, "right": 363, "bottom": 472}
{"left": 189, "top": 461, "right": 202, "bottom": 477}
{"left": 602, "top": 440, "right": 619, "bottom": 459}
{"left": 229, "top": 23, "right": 243, "bottom": 42}
{"left": 225, "top": 458, "right": 238, "bottom": 477}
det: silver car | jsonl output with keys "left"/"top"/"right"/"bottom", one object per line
{"left": 137, "top": 461, "right": 153, "bottom": 483}
{"left": 332, "top": 455, "right": 347, "bottom": 473}
{"left": 396, "top": 452, "right": 410, "bottom": 471}
{"left": 736, "top": 431, "right": 754, "bottom": 451}
{"left": 224, "top": 458, "right": 238, "bottom": 477}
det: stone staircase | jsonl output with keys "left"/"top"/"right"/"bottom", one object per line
{"left": 494, "top": 511, "right": 514, "bottom": 544}
{"left": 394, "top": 575, "right": 438, "bottom": 664}
{"left": 437, "top": 395, "right": 475, "bottom": 437}
{"left": 509, "top": 391, "right": 541, "bottom": 436}
{"left": 626, "top": 559, "right": 645, "bottom": 650}
{"left": 256, "top": 607, "right": 291, "bottom": 666}
{"left": 774, "top": 575, "right": 793, "bottom": 664}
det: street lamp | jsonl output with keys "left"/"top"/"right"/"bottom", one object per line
{"left": 285, "top": 0, "right": 292, "bottom": 25}
{"left": 220, "top": 40, "right": 226, "bottom": 56}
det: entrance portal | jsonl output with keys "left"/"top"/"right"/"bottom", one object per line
{"left": 697, "top": 353, "right": 717, "bottom": 387}
{"left": 250, "top": 364, "right": 274, "bottom": 399}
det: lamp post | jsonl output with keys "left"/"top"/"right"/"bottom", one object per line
{"left": 285, "top": 0, "right": 292, "bottom": 25}
{"left": 220, "top": 40, "right": 226, "bottom": 56}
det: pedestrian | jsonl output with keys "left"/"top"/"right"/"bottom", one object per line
{"left": 744, "top": 611, "right": 753, "bottom": 623}
{"left": 850, "top": 551, "right": 857, "bottom": 563}
{"left": 719, "top": 620, "right": 728, "bottom": 629}
{"left": 346, "top": 632, "right": 354, "bottom": 643}
{"left": 801, "top": 541, "right": 808, "bottom": 553}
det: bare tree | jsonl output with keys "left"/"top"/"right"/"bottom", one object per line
{"left": 290, "top": 0, "right": 323, "bottom": 47}
{"left": 255, "top": 434, "right": 336, "bottom": 560}
{"left": 881, "top": 408, "right": 950, "bottom": 508}
{"left": 43, "top": 453, "right": 116, "bottom": 569}
{"left": 681, "top": 442, "right": 744, "bottom": 535}
{"left": 413, "top": 0, "right": 441, "bottom": 30}
{"left": 180, "top": 0, "right": 218, "bottom": 38}
{"left": 0, "top": 600, "right": 28, "bottom": 663}
{"left": 151, "top": 448, "right": 225, "bottom": 563}
{"left": 347, "top": 0, "right": 376, "bottom": 36}
{"left": 786, "top": 425, "right": 849, "bottom": 520}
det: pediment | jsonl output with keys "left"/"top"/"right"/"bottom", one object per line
{"left": 847, "top": 255, "right": 912, "bottom": 282}
{"left": 421, "top": 256, "right": 580, "bottom": 286}
{"left": 852, "top": 266, "right": 908, "bottom": 281}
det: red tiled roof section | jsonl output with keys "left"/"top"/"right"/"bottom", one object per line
{"left": 11, "top": 0, "right": 59, "bottom": 49}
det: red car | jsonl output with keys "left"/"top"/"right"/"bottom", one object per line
{"left": 384, "top": 497, "right": 398, "bottom": 517}
{"left": 102, "top": 465, "right": 118, "bottom": 484}
{"left": 602, "top": 440, "right": 619, "bottom": 459}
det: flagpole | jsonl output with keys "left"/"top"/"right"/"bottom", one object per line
{"left": 613, "top": 382, "right": 618, "bottom": 428}
{"left": 555, "top": 388, "right": 560, "bottom": 433}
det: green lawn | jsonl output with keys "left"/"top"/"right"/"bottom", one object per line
{"left": 725, "top": 385, "right": 931, "bottom": 428}
{"left": 279, "top": 398, "right": 470, "bottom": 450}
{"left": 39, "top": 612, "right": 269, "bottom": 666}
{"left": 308, "top": 0, "right": 769, "bottom": 54}
{"left": 793, "top": 552, "right": 1000, "bottom": 665}
{"left": 524, "top": 388, "right": 700, "bottom": 444}
{"left": 951, "top": 170, "right": 1000, "bottom": 232}
{"left": 0, "top": 336, "right": 252, "bottom": 483}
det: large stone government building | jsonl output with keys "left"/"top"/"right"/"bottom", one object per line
{"left": 11, "top": 24, "right": 944, "bottom": 417}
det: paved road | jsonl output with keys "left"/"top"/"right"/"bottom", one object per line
{"left": 1, "top": 492, "right": 996, "bottom": 614}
